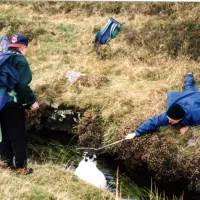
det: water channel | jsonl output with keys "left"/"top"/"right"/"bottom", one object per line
{"left": 29, "top": 128, "right": 200, "bottom": 200}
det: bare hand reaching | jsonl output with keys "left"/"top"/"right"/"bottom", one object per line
{"left": 125, "top": 132, "right": 136, "bottom": 140}
{"left": 30, "top": 101, "right": 39, "bottom": 110}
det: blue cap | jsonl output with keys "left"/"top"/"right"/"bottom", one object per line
{"left": 8, "top": 33, "right": 28, "bottom": 48}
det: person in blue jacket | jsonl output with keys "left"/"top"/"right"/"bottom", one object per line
{"left": 125, "top": 72, "right": 200, "bottom": 140}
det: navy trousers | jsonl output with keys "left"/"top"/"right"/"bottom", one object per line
{"left": 0, "top": 103, "right": 27, "bottom": 168}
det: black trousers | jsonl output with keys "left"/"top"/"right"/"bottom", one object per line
{"left": 0, "top": 103, "right": 27, "bottom": 168}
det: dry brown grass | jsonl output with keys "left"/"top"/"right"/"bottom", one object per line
{"left": 0, "top": 162, "right": 114, "bottom": 200}
{"left": 1, "top": 1, "right": 200, "bottom": 145}
{"left": 1, "top": 2, "right": 200, "bottom": 196}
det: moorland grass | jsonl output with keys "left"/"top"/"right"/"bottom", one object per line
{"left": 0, "top": 2, "right": 200, "bottom": 199}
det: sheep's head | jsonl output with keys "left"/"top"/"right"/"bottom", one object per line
{"left": 83, "top": 152, "right": 97, "bottom": 164}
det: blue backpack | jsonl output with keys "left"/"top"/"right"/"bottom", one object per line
{"left": 0, "top": 51, "right": 20, "bottom": 110}
{"left": 95, "top": 18, "right": 121, "bottom": 54}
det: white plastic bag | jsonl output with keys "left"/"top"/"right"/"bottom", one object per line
{"left": 66, "top": 70, "right": 86, "bottom": 84}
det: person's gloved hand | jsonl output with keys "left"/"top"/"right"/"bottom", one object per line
{"left": 125, "top": 132, "right": 136, "bottom": 140}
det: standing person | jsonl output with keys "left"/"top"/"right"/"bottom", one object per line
{"left": 0, "top": 33, "right": 39, "bottom": 175}
{"left": 125, "top": 72, "right": 200, "bottom": 140}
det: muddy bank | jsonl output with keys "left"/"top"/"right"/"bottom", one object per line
{"left": 26, "top": 103, "right": 200, "bottom": 199}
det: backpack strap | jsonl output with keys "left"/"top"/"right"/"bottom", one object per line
{"left": 6, "top": 51, "right": 21, "bottom": 64}
{"left": 99, "top": 18, "right": 113, "bottom": 38}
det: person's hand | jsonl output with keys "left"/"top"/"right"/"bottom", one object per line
{"left": 30, "top": 101, "right": 39, "bottom": 110}
{"left": 125, "top": 132, "right": 136, "bottom": 140}
{"left": 184, "top": 72, "right": 193, "bottom": 76}
{"left": 180, "top": 126, "right": 189, "bottom": 135}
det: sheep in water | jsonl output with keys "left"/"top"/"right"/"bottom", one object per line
{"left": 74, "top": 152, "right": 107, "bottom": 189}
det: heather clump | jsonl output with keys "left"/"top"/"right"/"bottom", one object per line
{"left": 76, "top": 110, "right": 104, "bottom": 148}
{"left": 124, "top": 18, "right": 200, "bottom": 60}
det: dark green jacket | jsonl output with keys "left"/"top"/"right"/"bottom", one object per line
{"left": 6, "top": 48, "right": 36, "bottom": 106}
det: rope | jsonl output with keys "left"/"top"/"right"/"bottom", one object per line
{"left": 76, "top": 138, "right": 126, "bottom": 151}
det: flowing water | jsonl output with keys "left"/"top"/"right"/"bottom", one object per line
{"left": 98, "top": 160, "right": 146, "bottom": 200}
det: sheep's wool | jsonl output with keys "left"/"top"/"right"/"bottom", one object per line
{"left": 75, "top": 153, "right": 107, "bottom": 189}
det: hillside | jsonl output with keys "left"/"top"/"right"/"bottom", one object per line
{"left": 1, "top": 2, "right": 200, "bottom": 199}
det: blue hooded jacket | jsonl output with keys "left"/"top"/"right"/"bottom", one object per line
{"left": 135, "top": 75, "right": 200, "bottom": 136}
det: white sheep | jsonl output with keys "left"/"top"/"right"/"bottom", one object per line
{"left": 75, "top": 152, "right": 107, "bottom": 189}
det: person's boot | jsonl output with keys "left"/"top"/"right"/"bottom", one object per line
{"left": 0, "top": 160, "right": 14, "bottom": 169}
{"left": 15, "top": 167, "right": 33, "bottom": 175}
{"left": 0, "top": 160, "right": 9, "bottom": 168}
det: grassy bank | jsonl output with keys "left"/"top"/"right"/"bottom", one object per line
{"left": 0, "top": 162, "right": 115, "bottom": 200}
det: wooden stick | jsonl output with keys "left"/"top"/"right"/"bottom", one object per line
{"left": 76, "top": 138, "right": 126, "bottom": 151}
